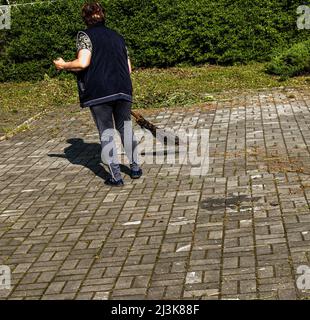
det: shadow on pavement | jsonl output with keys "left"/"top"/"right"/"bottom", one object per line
{"left": 48, "top": 138, "right": 131, "bottom": 180}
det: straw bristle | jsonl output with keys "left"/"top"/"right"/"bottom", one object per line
{"left": 132, "top": 111, "right": 180, "bottom": 146}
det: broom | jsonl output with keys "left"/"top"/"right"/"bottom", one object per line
{"left": 131, "top": 110, "right": 180, "bottom": 146}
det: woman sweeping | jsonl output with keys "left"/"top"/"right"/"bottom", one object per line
{"left": 53, "top": 2, "right": 142, "bottom": 186}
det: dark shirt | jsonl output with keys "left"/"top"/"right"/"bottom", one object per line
{"left": 76, "top": 23, "right": 133, "bottom": 108}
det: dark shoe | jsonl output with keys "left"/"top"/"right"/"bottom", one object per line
{"left": 104, "top": 177, "right": 124, "bottom": 187}
{"left": 130, "top": 168, "right": 143, "bottom": 179}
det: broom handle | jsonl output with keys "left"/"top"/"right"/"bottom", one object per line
{"left": 131, "top": 110, "right": 157, "bottom": 131}
{"left": 131, "top": 110, "right": 140, "bottom": 120}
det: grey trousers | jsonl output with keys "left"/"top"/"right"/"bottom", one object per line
{"left": 90, "top": 100, "right": 139, "bottom": 181}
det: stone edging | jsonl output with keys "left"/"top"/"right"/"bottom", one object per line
{"left": 0, "top": 111, "right": 46, "bottom": 142}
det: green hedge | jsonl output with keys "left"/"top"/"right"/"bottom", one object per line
{"left": 0, "top": 0, "right": 87, "bottom": 81}
{"left": 266, "top": 40, "right": 310, "bottom": 77}
{"left": 110, "top": 0, "right": 305, "bottom": 66}
{"left": 0, "top": 0, "right": 309, "bottom": 82}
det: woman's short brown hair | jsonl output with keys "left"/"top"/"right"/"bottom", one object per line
{"left": 82, "top": 2, "right": 106, "bottom": 27}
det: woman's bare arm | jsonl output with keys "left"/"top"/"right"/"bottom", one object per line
{"left": 53, "top": 49, "right": 91, "bottom": 72}
{"left": 128, "top": 58, "right": 132, "bottom": 74}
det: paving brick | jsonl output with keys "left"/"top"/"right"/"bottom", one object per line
{"left": 45, "top": 281, "right": 66, "bottom": 295}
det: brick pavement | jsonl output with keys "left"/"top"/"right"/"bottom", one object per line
{"left": 1, "top": 87, "right": 310, "bottom": 300}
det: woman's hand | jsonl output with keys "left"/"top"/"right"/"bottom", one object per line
{"left": 53, "top": 58, "right": 66, "bottom": 70}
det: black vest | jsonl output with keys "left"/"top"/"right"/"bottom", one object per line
{"left": 77, "top": 23, "right": 133, "bottom": 108}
